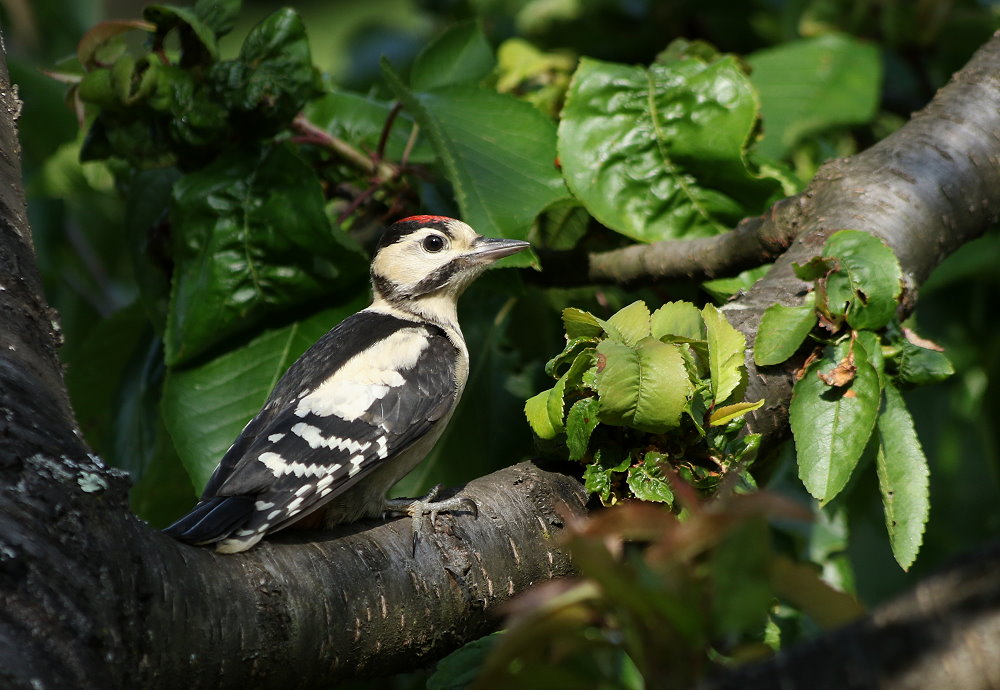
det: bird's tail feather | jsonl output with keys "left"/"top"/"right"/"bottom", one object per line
{"left": 163, "top": 496, "right": 255, "bottom": 545}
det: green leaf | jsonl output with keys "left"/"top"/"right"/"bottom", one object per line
{"left": 558, "top": 56, "right": 781, "bottom": 243}
{"left": 194, "top": 0, "right": 241, "bottom": 37}
{"left": 566, "top": 397, "right": 601, "bottom": 461}
{"left": 790, "top": 341, "right": 881, "bottom": 503}
{"left": 145, "top": 4, "right": 219, "bottom": 63}
{"left": 382, "top": 60, "right": 569, "bottom": 264}
{"left": 562, "top": 307, "right": 604, "bottom": 339}
{"left": 896, "top": 342, "right": 954, "bottom": 386}
{"left": 823, "top": 230, "right": 903, "bottom": 330}
{"left": 792, "top": 256, "right": 836, "bottom": 282}
{"left": 302, "top": 89, "right": 434, "bottom": 164}
{"left": 410, "top": 21, "right": 495, "bottom": 91}
{"left": 209, "top": 8, "right": 320, "bottom": 130}
{"left": 754, "top": 302, "right": 818, "bottom": 366}
{"left": 427, "top": 632, "right": 503, "bottom": 690}
{"left": 525, "top": 388, "right": 558, "bottom": 440}
{"left": 709, "top": 399, "right": 764, "bottom": 427}
{"left": 703, "top": 304, "right": 746, "bottom": 405}
{"left": 596, "top": 337, "right": 691, "bottom": 432}
{"left": 544, "top": 337, "right": 597, "bottom": 378}
{"left": 626, "top": 452, "right": 675, "bottom": 504}
{"left": 650, "top": 301, "right": 705, "bottom": 341}
{"left": 876, "top": 383, "right": 930, "bottom": 571}
{"left": 603, "top": 300, "right": 651, "bottom": 346}
{"left": 583, "top": 449, "right": 630, "bottom": 503}
{"left": 162, "top": 302, "right": 365, "bottom": 491}
{"left": 165, "top": 143, "right": 366, "bottom": 365}
{"left": 748, "top": 34, "right": 880, "bottom": 160}
{"left": 546, "top": 372, "right": 569, "bottom": 434}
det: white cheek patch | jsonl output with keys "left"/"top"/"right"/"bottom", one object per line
{"left": 294, "top": 328, "right": 428, "bottom": 421}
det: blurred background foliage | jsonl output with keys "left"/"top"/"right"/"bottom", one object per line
{"left": 4, "top": 0, "right": 1000, "bottom": 686}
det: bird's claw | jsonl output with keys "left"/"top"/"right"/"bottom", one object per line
{"left": 384, "top": 484, "right": 479, "bottom": 555}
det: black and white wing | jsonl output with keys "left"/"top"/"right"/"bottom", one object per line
{"left": 163, "top": 310, "right": 459, "bottom": 549}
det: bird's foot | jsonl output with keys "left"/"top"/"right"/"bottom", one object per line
{"left": 384, "top": 484, "right": 478, "bottom": 554}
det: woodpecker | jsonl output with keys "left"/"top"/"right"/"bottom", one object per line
{"left": 164, "top": 216, "right": 529, "bottom": 553}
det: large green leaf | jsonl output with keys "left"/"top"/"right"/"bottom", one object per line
{"left": 823, "top": 230, "right": 902, "bottom": 330}
{"left": 790, "top": 341, "right": 881, "bottom": 503}
{"left": 162, "top": 300, "right": 365, "bottom": 490}
{"left": 165, "top": 142, "right": 366, "bottom": 365}
{"left": 876, "top": 383, "right": 930, "bottom": 571}
{"left": 748, "top": 34, "right": 881, "bottom": 160}
{"left": 383, "top": 61, "right": 569, "bottom": 262}
{"left": 595, "top": 337, "right": 691, "bottom": 432}
{"left": 410, "top": 21, "right": 495, "bottom": 91}
{"left": 558, "top": 56, "right": 780, "bottom": 242}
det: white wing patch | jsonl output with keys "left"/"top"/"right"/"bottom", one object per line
{"left": 290, "top": 422, "right": 370, "bottom": 455}
{"left": 258, "top": 451, "right": 343, "bottom": 479}
{"left": 294, "top": 328, "right": 430, "bottom": 421}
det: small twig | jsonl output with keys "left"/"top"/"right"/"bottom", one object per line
{"left": 374, "top": 102, "right": 403, "bottom": 163}
{"left": 291, "top": 113, "right": 395, "bottom": 180}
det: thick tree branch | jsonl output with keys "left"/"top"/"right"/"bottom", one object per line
{"left": 702, "top": 541, "right": 1000, "bottom": 690}
{"left": 538, "top": 196, "right": 805, "bottom": 285}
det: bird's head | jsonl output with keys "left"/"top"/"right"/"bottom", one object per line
{"left": 370, "top": 216, "right": 529, "bottom": 310}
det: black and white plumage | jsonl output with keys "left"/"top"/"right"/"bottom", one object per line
{"left": 164, "top": 216, "right": 530, "bottom": 553}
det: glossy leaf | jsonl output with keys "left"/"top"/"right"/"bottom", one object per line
{"left": 876, "top": 383, "right": 930, "bottom": 570}
{"left": 209, "top": 8, "right": 320, "bottom": 130}
{"left": 596, "top": 337, "right": 691, "bottom": 432}
{"left": 626, "top": 453, "right": 675, "bottom": 504}
{"left": 165, "top": 143, "right": 366, "bottom": 365}
{"left": 410, "top": 21, "right": 495, "bottom": 91}
{"left": 748, "top": 34, "right": 880, "bottom": 160}
{"left": 823, "top": 230, "right": 902, "bottom": 330}
{"left": 896, "top": 342, "right": 954, "bottom": 386}
{"left": 790, "top": 341, "right": 881, "bottom": 503}
{"left": 754, "top": 302, "right": 818, "bottom": 366}
{"left": 583, "top": 449, "right": 630, "bottom": 503}
{"left": 558, "top": 56, "right": 780, "bottom": 242}
{"left": 383, "top": 61, "right": 568, "bottom": 264}
{"left": 163, "top": 302, "right": 364, "bottom": 490}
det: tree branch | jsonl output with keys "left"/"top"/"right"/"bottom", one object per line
{"left": 538, "top": 196, "right": 805, "bottom": 285}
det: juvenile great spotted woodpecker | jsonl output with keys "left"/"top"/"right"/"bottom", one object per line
{"left": 164, "top": 216, "right": 529, "bottom": 553}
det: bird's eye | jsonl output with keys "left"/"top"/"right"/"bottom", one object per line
{"left": 422, "top": 234, "right": 446, "bottom": 252}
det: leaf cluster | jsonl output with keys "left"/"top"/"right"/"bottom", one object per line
{"left": 754, "top": 230, "right": 953, "bottom": 569}
{"left": 526, "top": 300, "right": 763, "bottom": 507}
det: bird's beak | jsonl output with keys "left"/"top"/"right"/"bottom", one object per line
{"left": 468, "top": 236, "right": 531, "bottom": 264}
